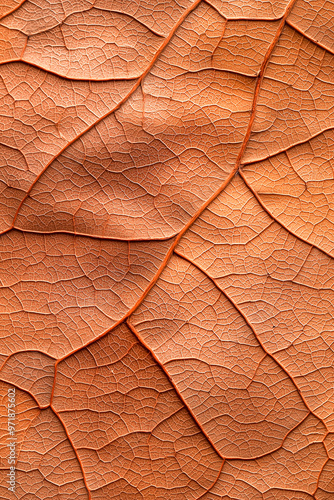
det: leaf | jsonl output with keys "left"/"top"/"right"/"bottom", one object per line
{"left": 0, "top": 0, "right": 334, "bottom": 498}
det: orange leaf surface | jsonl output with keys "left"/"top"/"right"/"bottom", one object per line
{"left": 1, "top": 0, "right": 334, "bottom": 498}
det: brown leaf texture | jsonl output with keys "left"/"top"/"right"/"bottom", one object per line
{"left": 0, "top": 0, "right": 334, "bottom": 498}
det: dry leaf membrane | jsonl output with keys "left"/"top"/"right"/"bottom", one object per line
{"left": 0, "top": 0, "right": 334, "bottom": 498}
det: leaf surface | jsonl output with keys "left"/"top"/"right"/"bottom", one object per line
{"left": 0, "top": 0, "right": 334, "bottom": 498}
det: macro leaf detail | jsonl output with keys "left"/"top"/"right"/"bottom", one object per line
{"left": 0, "top": 0, "right": 334, "bottom": 498}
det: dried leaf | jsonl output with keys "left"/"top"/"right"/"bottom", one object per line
{"left": 0, "top": 0, "right": 333, "bottom": 498}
